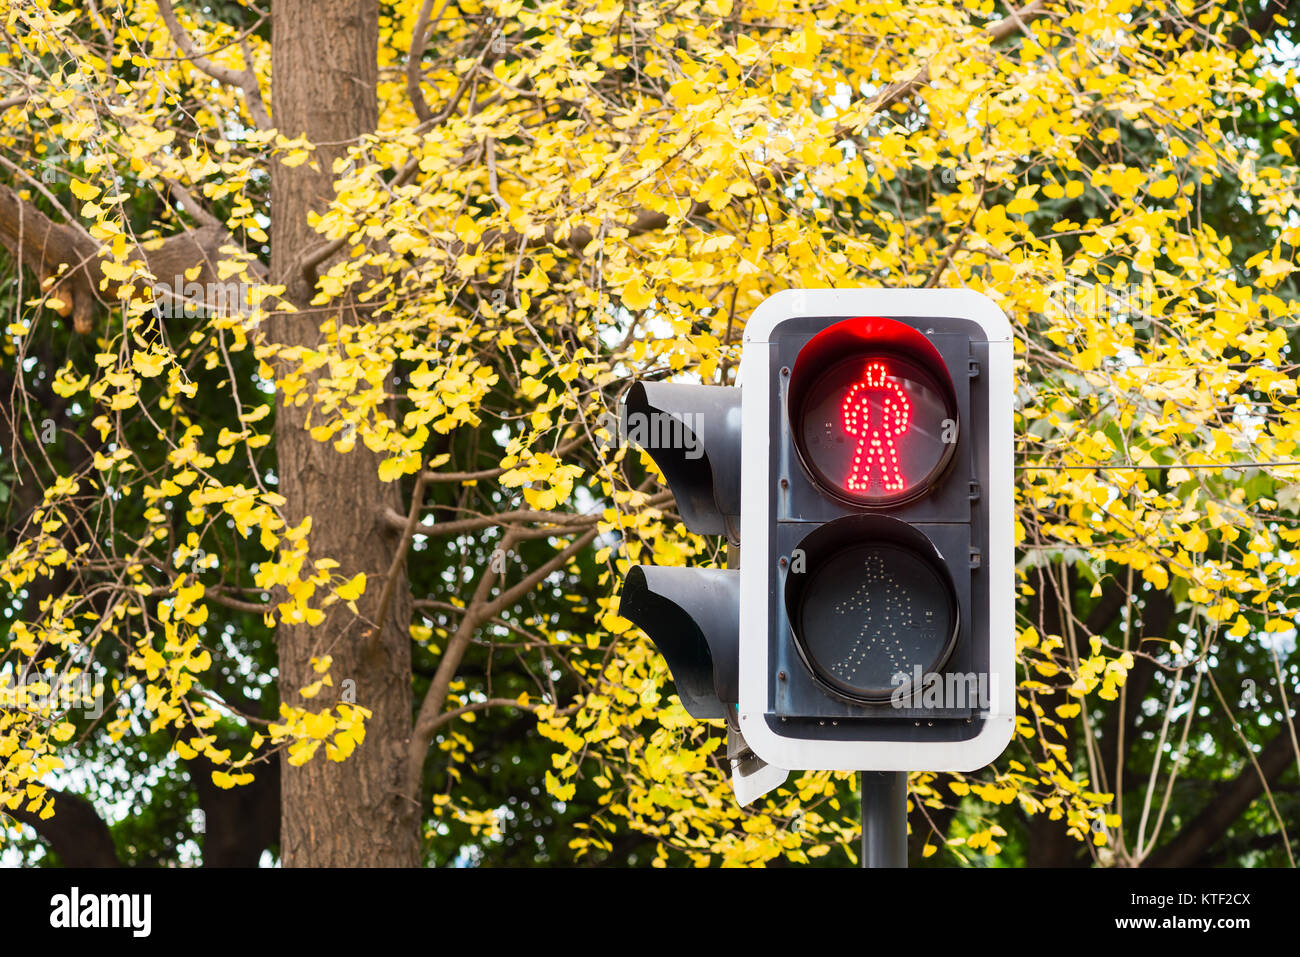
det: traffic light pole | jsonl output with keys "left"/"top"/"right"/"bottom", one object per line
{"left": 860, "top": 771, "right": 908, "bottom": 868}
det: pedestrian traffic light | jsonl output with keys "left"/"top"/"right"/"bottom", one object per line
{"left": 737, "top": 288, "right": 1014, "bottom": 772}
{"left": 618, "top": 288, "right": 1014, "bottom": 802}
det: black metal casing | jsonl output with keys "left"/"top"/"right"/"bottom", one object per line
{"left": 762, "top": 315, "right": 993, "bottom": 745}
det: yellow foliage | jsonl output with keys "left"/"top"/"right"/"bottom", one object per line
{"left": 2, "top": 0, "right": 1298, "bottom": 869}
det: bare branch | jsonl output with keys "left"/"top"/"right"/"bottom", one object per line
{"left": 147, "top": 583, "right": 268, "bottom": 615}
{"left": 479, "top": 528, "right": 600, "bottom": 623}
{"left": 164, "top": 177, "right": 221, "bottom": 228}
{"left": 419, "top": 696, "right": 579, "bottom": 737}
{"left": 405, "top": 0, "right": 455, "bottom": 124}
{"left": 365, "top": 472, "right": 429, "bottom": 657}
{"left": 381, "top": 505, "right": 600, "bottom": 537}
{"left": 406, "top": 526, "right": 598, "bottom": 799}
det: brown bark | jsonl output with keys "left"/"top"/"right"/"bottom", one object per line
{"left": 269, "top": 0, "right": 421, "bottom": 866}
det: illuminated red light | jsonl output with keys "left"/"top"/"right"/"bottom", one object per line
{"left": 788, "top": 316, "right": 958, "bottom": 505}
{"left": 842, "top": 360, "right": 911, "bottom": 494}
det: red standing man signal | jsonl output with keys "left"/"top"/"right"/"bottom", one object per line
{"left": 842, "top": 360, "right": 911, "bottom": 494}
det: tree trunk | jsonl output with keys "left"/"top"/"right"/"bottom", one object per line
{"left": 269, "top": 0, "right": 421, "bottom": 867}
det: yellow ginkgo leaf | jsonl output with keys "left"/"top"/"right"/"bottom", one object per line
{"left": 336, "top": 573, "right": 366, "bottom": 601}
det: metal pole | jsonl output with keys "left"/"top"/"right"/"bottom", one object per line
{"left": 860, "top": 771, "right": 908, "bottom": 868}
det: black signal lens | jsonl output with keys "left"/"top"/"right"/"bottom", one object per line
{"left": 785, "top": 515, "right": 959, "bottom": 703}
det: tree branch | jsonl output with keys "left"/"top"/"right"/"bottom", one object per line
{"left": 148, "top": 582, "right": 269, "bottom": 615}
{"left": 366, "top": 472, "right": 429, "bottom": 657}
{"left": 1230, "top": 0, "right": 1300, "bottom": 48}
{"left": 4, "top": 788, "right": 120, "bottom": 866}
{"left": 1143, "top": 709, "right": 1299, "bottom": 867}
{"left": 405, "top": 526, "right": 598, "bottom": 799}
{"left": 0, "top": 185, "right": 254, "bottom": 333}
{"left": 870, "top": 0, "right": 1047, "bottom": 114}
{"left": 405, "top": 0, "right": 455, "bottom": 124}
{"left": 156, "top": 0, "right": 271, "bottom": 129}
{"left": 381, "top": 505, "right": 600, "bottom": 537}
{"left": 419, "top": 696, "right": 579, "bottom": 737}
